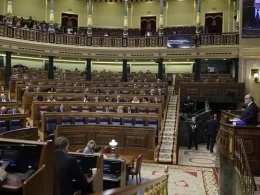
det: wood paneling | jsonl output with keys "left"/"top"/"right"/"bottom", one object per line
{"left": 55, "top": 125, "right": 155, "bottom": 160}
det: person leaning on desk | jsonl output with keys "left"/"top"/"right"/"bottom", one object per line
{"left": 232, "top": 94, "right": 259, "bottom": 125}
{"left": 0, "top": 167, "right": 7, "bottom": 185}
{"left": 55, "top": 137, "right": 94, "bottom": 195}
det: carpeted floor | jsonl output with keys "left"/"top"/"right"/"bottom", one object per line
{"left": 178, "top": 144, "right": 217, "bottom": 168}
{"left": 127, "top": 163, "right": 218, "bottom": 195}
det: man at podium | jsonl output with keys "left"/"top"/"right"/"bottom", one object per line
{"left": 233, "top": 94, "right": 258, "bottom": 125}
{"left": 243, "top": 0, "right": 260, "bottom": 28}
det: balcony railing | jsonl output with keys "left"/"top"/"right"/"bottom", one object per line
{"left": 0, "top": 25, "right": 239, "bottom": 47}
{"left": 234, "top": 137, "right": 257, "bottom": 195}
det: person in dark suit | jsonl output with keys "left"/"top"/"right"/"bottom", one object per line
{"left": 7, "top": 107, "right": 21, "bottom": 114}
{"left": 188, "top": 117, "right": 198, "bottom": 150}
{"left": 243, "top": 0, "right": 260, "bottom": 28}
{"left": 241, "top": 94, "right": 258, "bottom": 125}
{"left": 0, "top": 167, "right": 7, "bottom": 186}
{"left": 55, "top": 104, "right": 65, "bottom": 112}
{"left": 0, "top": 94, "right": 9, "bottom": 102}
{"left": 204, "top": 116, "right": 220, "bottom": 153}
{"left": 54, "top": 137, "right": 93, "bottom": 195}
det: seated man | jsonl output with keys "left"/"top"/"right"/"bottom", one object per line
{"left": 7, "top": 107, "right": 21, "bottom": 114}
{"left": 0, "top": 106, "right": 7, "bottom": 115}
{"left": 0, "top": 94, "right": 9, "bottom": 102}
{"left": 55, "top": 137, "right": 93, "bottom": 195}
{"left": 0, "top": 167, "right": 7, "bottom": 186}
{"left": 234, "top": 94, "right": 258, "bottom": 125}
{"left": 55, "top": 104, "right": 65, "bottom": 112}
{"left": 183, "top": 96, "right": 194, "bottom": 113}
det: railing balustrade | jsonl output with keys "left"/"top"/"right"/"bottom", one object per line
{"left": 234, "top": 137, "right": 257, "bottom": 195}
{"left": 0, "top": 25, "right": 239, "bottom": 47}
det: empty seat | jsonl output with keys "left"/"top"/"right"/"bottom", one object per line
{"left": 148, "top": 108, "right": 157, "bottom": 114}
{"left": 148, "top": 119, "right": 158, "bottom": 136}
{"left": 124, "top": 118, "right": 133, "bottom": 126}
{"left": 88, "top": 118, "right": 97, "bottom": 125}
{"left": 135, "top": 118, "right": 145, "bottom": 126}
{"left": 0, "top": 121, "right": 7, "bottom": 133}
{"left": 100, "top": 117, "right": 109, "bottom": 125}
{"left": 9, "top": 120, "right": 21, "bottom": 130}
{"left": 65, "top": 89, "right": 73, "bottom": 93}
{"left": 75, "top": 117, "right": 85, "bottom": 125}
{"left": 56, "top": 89, "right": 64, "bottom": 93}
{"left": 66, "top": 97, "right": 75, "bottom": 101}
{"left": 73, "top": 90, "right": 81, "bottom": 93}
{"left": 40, "top": 106, "right": 49, "bottom": 111}
{"left": 56, "top": 83, "right": 64, "bottom": 86}
{"left": 56, "top": 97, "right": 65, "bottom": 101}
{"left": 112, "top": 117, "right": 121, "bottom": 125}
{"left": 71, "top": 106, "right": 80, "bottom": 112}
{"left": 62, "top": 117, "right": 72, "bottom": 125}
{"left": 82, "top": 106, "right": 90, "bottom": 112}
{"left": 138, "top": 108, "right": 147, "bottom": 114}
{"left": 96, "top": 106, "right": 104, "bottom": 113}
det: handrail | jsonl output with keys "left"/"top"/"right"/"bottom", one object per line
{"left": 91, "top": 166, "right": 169, "bottom": 195}
{"left": 173, "top": 88, "right": 180, "bottom": 164}
{"left": 234, "top": 137, "right": 257, "bottom": 195}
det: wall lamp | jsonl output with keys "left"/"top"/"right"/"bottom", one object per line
{"left": 254, "top": 73, "right": 260, "bottom": 84}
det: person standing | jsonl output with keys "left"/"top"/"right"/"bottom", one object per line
{"left": 204, "top": 116, "right": 219, "bottom": 153}
{"left": 188, "top": 117, "right": 198, "bottom": 150}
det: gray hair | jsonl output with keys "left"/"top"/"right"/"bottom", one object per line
{"left": 55, "top": 137, "right": 69, "bottom": 150}
{"left": 248, "top": 94, "right": 254, "bottom": 102}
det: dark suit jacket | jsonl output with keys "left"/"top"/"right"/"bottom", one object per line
{"left": 204, "top": 119, "right": 219, "bottom": 136}
{"left": 55, "top": 107, "right": 64, "bottom": 112}
{"left": 0, "top": 98, "right": 9, "bottom": 102}
{"left": 0, "top": 179, "right": 2, "bottom": 185}
{"left": 242, "top": 102, "right": 259, "bottom": 125}
{"left": 54, "top": 150, "right": 92, "bottom": 195}
{"left": 189, "top": 122, "right": 198, "bottom": 135}
{"left": 243, "top": 6, "right": 260, "bottom": 28}
{"left": 7, "top": 109, "right": 21, "bottom": 114}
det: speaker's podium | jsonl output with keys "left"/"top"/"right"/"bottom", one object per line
{"left": 0, "top": 138, "right": 54, "bottom": 195}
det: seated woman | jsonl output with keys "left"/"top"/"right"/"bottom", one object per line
{"left": 83, "top": 140, "right": 96, "bottom": 154}
{"left": 132, "top": 96, "right": 140, "bottom": 103}
{"left": 94, "top": 146, "right": 107, "bottom": 159}
{"left": 83, "top": 95, "right": 90, "bottom": 102}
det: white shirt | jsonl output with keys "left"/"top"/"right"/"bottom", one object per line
{"left": 247, "top": 101, "right": 253, "bottom": 107}
{"left": 255, "top": 8, "right": 260, "bottom": 18}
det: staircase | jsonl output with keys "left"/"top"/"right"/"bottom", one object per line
{"left": 155, "top": 86, "right": 179, "bottom": 163}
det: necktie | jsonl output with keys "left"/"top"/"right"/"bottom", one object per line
{"left": 256, "top": 9, "right": 260, "bottom": 27}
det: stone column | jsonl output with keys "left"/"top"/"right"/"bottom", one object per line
{"left": 48, "top": 0, "right": 55, "bottom": 33}
{"left": 196, "top": 0, "right": 201, "bottom": 33}
{"left": 123, "top": 0, "right": 128, "bottom": 36}
{"left": 5, "top": 52, "right": 12, "bottom": 91}
{"left": 86, "top": 58, "right": 91, "bottom": 81}
{"left": 48, "top": 56, "right": 54, "bottom": 79}
{"left": 236, "top": 0, "right": 239, "bottom": 32}
{"left": 194, "top": 59, "right": 201, "bottom": 81}
{"left": 158, "top": 0, "right": 164, "bottom": 36}
{"left": 6, "top": 0, "right": 13, "bottom": 26}
{"left": 122, "top": 59, "right": 128, "bottom": 82}
{"left": 157, "top": 58, "right": 163, "bottom": 80}
{"left": 87, "top": 0, "right": 93, "bottom": 36}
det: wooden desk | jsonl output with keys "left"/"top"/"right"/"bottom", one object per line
{"left": 2, "top": 173, "right": 24, "bottom": 191}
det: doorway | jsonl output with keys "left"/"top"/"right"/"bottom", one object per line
{"left": 61, "top": 13, "right": 78, "bottom": 33}
{"left": 205, "top": 12, "right": 223, "bottom": 33}
{"left": 140, "top": 16, "right": 156, "bottom": 36}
